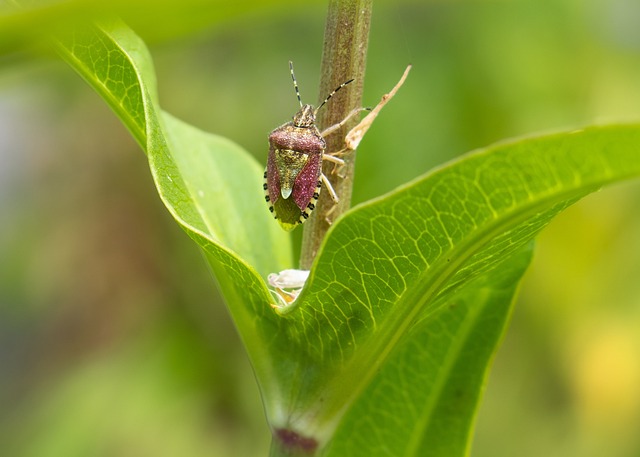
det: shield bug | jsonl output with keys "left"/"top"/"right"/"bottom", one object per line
{"left": 264, "top": 61, "right": 364, "bottom": 231}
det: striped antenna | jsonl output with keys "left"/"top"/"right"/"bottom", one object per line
{"left": 288, "top": 61, "right": 303, "bottom": 108}
{"left": 315, "top": 78, "right": 355, "bottom": 115}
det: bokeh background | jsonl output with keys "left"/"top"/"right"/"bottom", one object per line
{"left": 1, "top": 0, "right": 640, "bottom": 456}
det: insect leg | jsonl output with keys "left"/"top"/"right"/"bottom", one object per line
{"left": 320, "top": 107, "right": 370, "bottom": 137}
{"left": 322, "top": 152, "right": 346, "bottom": 177}
{"left": 320, "top": 173, "right": 339, "bottom": 203}
{"left": 322, "top": 154, "right": 344, "bottom": 165}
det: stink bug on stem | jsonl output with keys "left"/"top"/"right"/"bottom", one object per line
{"left": 264, "top": 61, "right": 365, "bottom": 231}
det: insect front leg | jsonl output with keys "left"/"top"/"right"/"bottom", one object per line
{"left": 322, "top": 154, "right": 345, "bottom": 166}
{"left": 320, "top": 107, "right": 370, "bottom": 138}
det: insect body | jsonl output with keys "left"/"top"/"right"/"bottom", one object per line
{"left": 264, "top": 62, "right": 355, "bottom": 231}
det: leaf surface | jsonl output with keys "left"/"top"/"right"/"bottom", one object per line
{"left": 56, "top": 22, "right": 293, "bottom": 404}
{"left": 323, "top": 247, "right": 532, "bottom": 457}
{"left": 57, "top": 21, "right": 640, "bottom": 457}
{"left": 273, "top": 126, "right": 640, "bottom": 447}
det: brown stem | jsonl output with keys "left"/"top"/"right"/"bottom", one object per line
{"left": 299, "top": 0, "right": 372, "bottom": 270}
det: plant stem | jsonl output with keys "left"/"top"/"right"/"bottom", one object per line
{"left": 299, "top": 0, "right": 372, "bottom": 270}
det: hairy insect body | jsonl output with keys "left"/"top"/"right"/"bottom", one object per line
{"left": 264, "top": 62, "right": 355, "bottom": 231}
{"left": 265, "top": 107, "right": 325, "bottom": 231}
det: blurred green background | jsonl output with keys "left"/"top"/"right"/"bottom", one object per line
{"left": 1, "top": 0, "right": 639, "bottom": 456}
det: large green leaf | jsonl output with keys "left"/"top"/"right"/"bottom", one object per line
{"left": 323, "top": 246, "right": 533, "bottom": 457}
{"left": 55, "top": 21, "right": 294, "bottom": 408}
{"left": 56, "top": 21, "right": 640, "bottom": 457}
{"left": 273, "top": 125, "right": 639, "bottom": 433}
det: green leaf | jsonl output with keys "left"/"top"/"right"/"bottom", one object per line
{"left": 56, "top": 20, "right": 640, "bottom": 457}
{"left": 57, "top": 20, "right": 293, "bottom": 276}
{"left": 55, "top": 21, "right": 157, "bottom": 148}
{"left": 323, "top": 246, "right": 533, "bottom": 457}
{"left": 275, "top": 126, "right": 640, "bottom": 452}
{"left": 56, "top": 21, "right": 294, "bottom": 408}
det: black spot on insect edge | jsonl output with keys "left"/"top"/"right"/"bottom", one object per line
{"left": 265, "top": 61, "right": 355, "bottom": 231}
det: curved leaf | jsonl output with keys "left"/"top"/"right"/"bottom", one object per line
{"left": 58, "top": 20, "right": 292, "bottom": 273}
{"left": 56, "top": 20, "right": 640, "bottom": 457}
{"left": 56, "top": 21, "right": 293, "bottom": 409}
{"left": 323, "top": 247, "right": 533, "bottom": 457}
{"left": 56, "top": 22, "right": 157, "bottom": 147}
{"left": 276, "top": 126, "right": 640, "bottom": 444}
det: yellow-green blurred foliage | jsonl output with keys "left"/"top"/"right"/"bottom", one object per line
{"left": 0, "top": 1, "right": 639, "bottom": 456}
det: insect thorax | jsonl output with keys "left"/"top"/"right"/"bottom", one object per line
{"left": 268, "top": 122, "right": 326, "bottom": 156}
